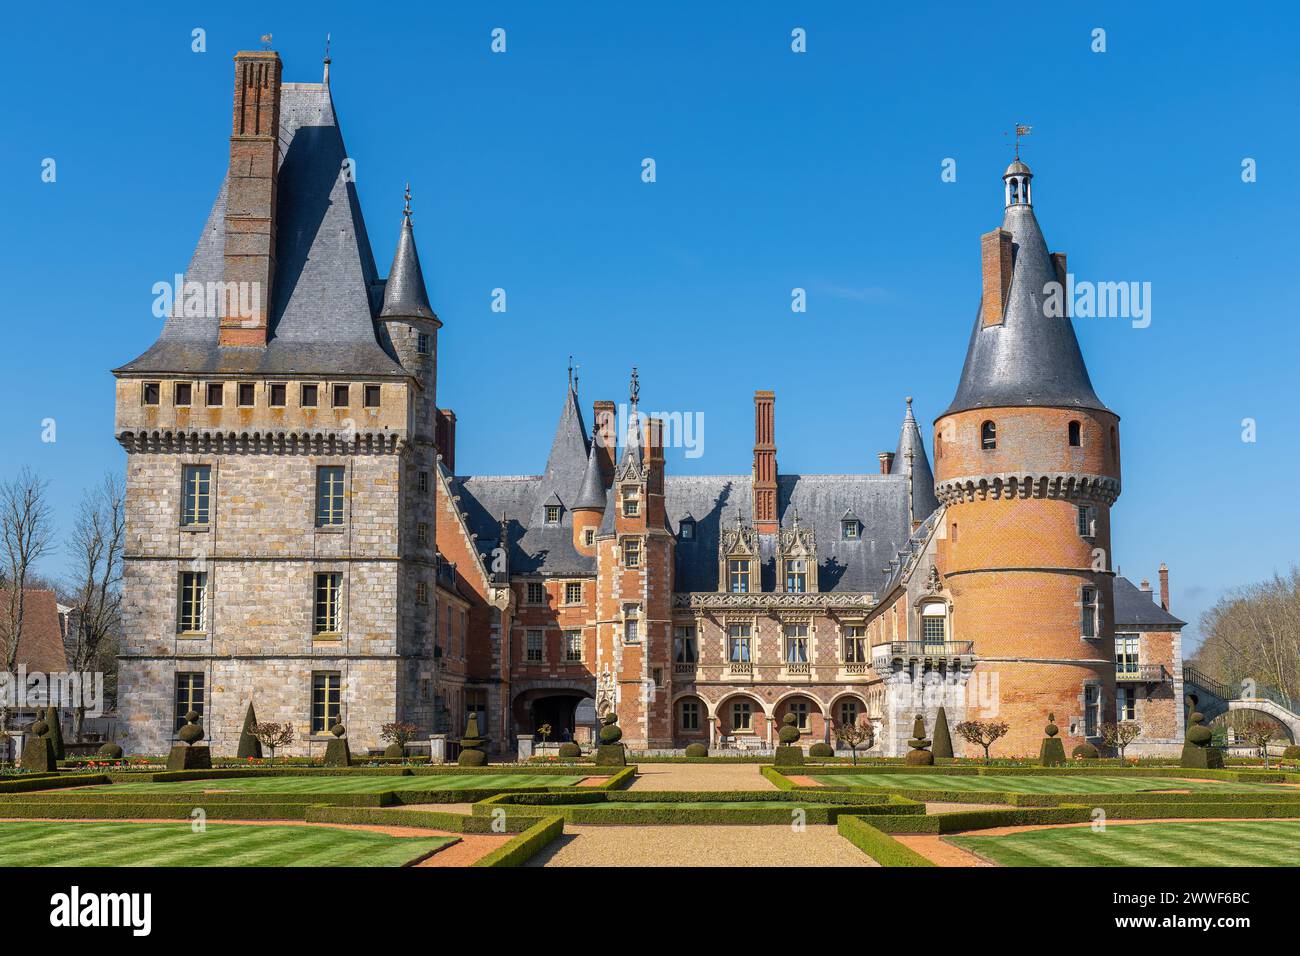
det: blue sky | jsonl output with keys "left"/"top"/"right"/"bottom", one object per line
{"left": 4, "top": 2, "right": 1298, "bottom": 646}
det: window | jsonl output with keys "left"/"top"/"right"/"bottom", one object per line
{"left": 177, "top": 572, "right": 207, "bottom": 634}
{"left": 417, "top": 521, "right": 429, "bottom": 544}
{"left": 922, "top": 605, "right": 947, "bottom": 646}
{"left": 181, "top": 465, "right": 211, "bottom": 526}
{"left": 206, "top": 382, "right": 224, "bottom": 406}
{"left": 526, "top": 582, "right": 545, "bottom": 605}
{"left": 837, "top": 699, "right": 859, "bottom": 727}
{"left": 679, "top": 518, "right": 694, "bottom": 540}
{"left": 525, "top": 629, "right": 544, "bottom": 663}
{"left": 783, "top": 624, "right": 809, "bottom": 663}
{"left": 842, "top": 625, "right": 868, "bottom": 663}
{"left": 417, "top": 333, "right": 431, "bottom": 355}
{"left": 314, "top": 572, "right": 342, "bottom": 634}
{"left": 564, "top": 629, "right": 583, "bottom": 662}
{"left": 950, "top": 522, "right": 958, "bottom": 543}
{"left": 301, "top": 383, "right": 319, "bottom": 408}
{"left": 237, "top": 382, "right": 255, "bottom": 407}
{"left": 174, "top": 673, "right": 205, "bottom": 732}
{"left": 583, "top": 528, "right": 595, "bottom": 547}
{"left": 621, "top": 484, "right": 640, "bottom": 517}
{"left": 564, "top": 582, "right": 582, "bottom": 605}
{"left": 785, "top": 558, "right": 807, "bottom": 593}
{"left": 1110, "top": 427, "right": 1118, "bottom": 461}
{"left": 1117, "top": 686, "right": 1136, "bottom": 721}
{"left": 652, "top": 667, "right": 663, "bottom": 687}
{"left": 1116, "top": 633, "right": 1140, "bottom": 676}
{"left": 679, "top": 699, "right": 700, "bottom": 731}
{"left": 269, "top": 383, "right": 287, "bottom": 407}
{"left": 311, "top": 672, "right": 342, "bottom": 735}
{"left": 332, "top": 384, "right": 350, "bottom": 407}
{"left": 545, "top": 505, "right": 561, "bottom": 524}
{"left": 728, "top": 559, "right": 750, "bottom": 594}
{"left": 1077, "top": 505, "right": 1095, "bottom": 537}
{"left": 731, "top": 699, "right": 752, "bottom": 731}
{"left": 788, "top": 699, "right": 810, "bottom": 731}
{"left": 980, "top": 420, "right": 997, "bottom": 450}
{"left": 842, "top": 520, "right": 859, "bottom": 540}
{"left": 1068, "top": 420, "right": 1082, "bottom": 447}
{"left": 416, "top": 581, "right": 428, "bottom": 604}
{"left": 1081, "top": 586, "right": 1098, "bottom": 639}
{"left": 727, "top": 624, "right": 751, "bottom": 663}
{"left": 1084, "top": 684, "right": 1101, "bottom": 736}
{"left": 363, "top": 384, "right": 381, "bottom": 408}
{"left": 466, "top": 688, "right": 487, "bottom": 732}
{"left": 673, "top": 625, "right": 697, "bottom": 663}
{"left": 418, "top": 471, "right": 429, "bottom": 494}
{"left": 174, "top": 382, "right": 192, "bottom": 406}
{"left": 143, "top": 382, "right": 160, "bottom": 405}
{"left": 316, "top": 466, "right": 345, "bottom": 526}
{"left": 622, "top": 537, "right": 641, "bottom": 568}
{"left": 623, "top": 604, "right": 640, "bottom": 644}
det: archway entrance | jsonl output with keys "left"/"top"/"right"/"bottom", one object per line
{"left": 513, "top": 687, "right": 596, "bottom": 745}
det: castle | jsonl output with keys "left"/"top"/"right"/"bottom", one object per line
{"left": 113, "top": 49, "right": 1184, "bottom": 758}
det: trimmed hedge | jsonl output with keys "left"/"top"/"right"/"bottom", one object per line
{"left": 0, "top": 774, "right": 112, "bottom": 794}
{"left": 837, "top": 815, "right": 936, "bottom": 866}
{"left": 0, "top": 801, "right": 312, "bottom": 821}
{"left": 853, "top": 806, "right": 1094, "bottom": 834}
{"left": 472, "top": 815, "right": 565, "bottom": 867}
{"left": 0, "top": 789, "right": 391, "bottom": 807}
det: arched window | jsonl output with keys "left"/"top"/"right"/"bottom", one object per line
{"left": 980, "top": 420, "right": 997, "bottom": 450}
{"left": 1068, "top": 420, "right": 1081, "bottom": 447}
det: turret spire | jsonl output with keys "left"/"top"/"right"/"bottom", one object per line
{"left": 379, "top": 185, "right": 438, "bottom": 322}
{"left": 890, "top": 396, "right": 938, "bottom": 522}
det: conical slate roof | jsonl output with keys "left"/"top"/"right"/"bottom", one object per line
{"left": 379, "top": 207, "right": 438, "bottom": 321}
{"left": 944, "top": 168, "right": 1110, "bottom": 416}
{"left": 890, "top": 398, "right": 939, "bottom": 521}
{"left": 573, "top": 439, "right": 607, "bottom": 511}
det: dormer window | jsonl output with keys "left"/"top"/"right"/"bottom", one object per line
{"left": 785, "top": 558, "right": 807, "bottom": 594}
{"left": 679, "top": 518, "right": 695, "bottom": 540}
{"left": 621, "top": 485, "right": 640, "bottom": 517}
{"left": 545, "top": 505, "right": 561, "bottom": 524}
{"left": 980, "top": 421, "right": 997, "bottom": 450}
{"left": 841, "top": 520, "right": 859, "bottom": 540}
{"left": 728, "top": 559, "right": 750, "bottom": 594}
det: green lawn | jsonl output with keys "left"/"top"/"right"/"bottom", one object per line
{"left": 951, "top": 821, "right": 1300, "bottom": 867}
{"left": 0, "top": 821, "right": 454, "bottom": 867}
{"left": 75, "top": 772, "right": 586, "bottom": 795}
{"left": 809, "top": 773, "right": 1286, "bottom": 794}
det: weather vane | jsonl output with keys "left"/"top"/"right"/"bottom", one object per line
{"left": 403, "top": 182, "right": 411, "bottom": 219}
{"left": 260, "top": 33, "right": 273, "bottom": 50}
{"left": 629, "top": 366, "right": 640, "bottom": 406}
{"left": 1007, "top": 123, "right": 1033, "bottom": 160}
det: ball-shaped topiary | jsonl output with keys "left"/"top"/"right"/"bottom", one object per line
{"left": 778, "top": 713, "right": 801, "bottom": 745}
{"left": 331, "top": 723, "right": 346, "bottom": 738}
{"left": 177, "top": 712, "right": 205, "bottom": 746}
{"left": 1044, "top": 713, "right": 1060, "bottom": 737}
{"left": 1040, "top": 713, "right": 1067, "bottom": 766}
{"left": 1186, "top": 713, "right": 1213, "bottom": 747}
{"left": 558, "top": 742, "right": 581, "bottom": 759}
{"left": 684, "top": 742, "right": 708, "bottom": 758}
{"left": 97, "top": 743, "right": 124, "bottom": 759}
{"left": 1071, "top": 741, "right": 1100, "bottom": 759}
{"left": 808, "top": 742, "right": 834, "bottom": 759}
{"left": 384, "top": 742, "right": 405, "bottom": 758}
{"left": 29, "top": 718, "right": 48, "bottom": 737}
{"left": 598, "top": 714, "right": 623, "bottom": 745}
{"left": 458, "top": 747, "right": 488, "bottom": 767}
{"left": 1283, "top": 745, "right": 1300, "bottom": 761}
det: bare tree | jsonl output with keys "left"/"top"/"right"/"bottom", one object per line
{"left": 832, "top": 717, "right": 875, "bottom": 765}
{"left": 249, "top": 722, "right": 296, "bottom": 764}
{"left": 63, "top": 474, "right": 125, "bottom": 739}
{"left": 1194, "top": 568, "right": 1300, "bottom": 704}
{"left": 1238, "top": 719, "right": 1279, "bottom": 769}
{"left": 1101, "top": 720, "right": 1142, "bottom": 760}
{"left": 0, "top": 468, "right": 54, "bottom": 734}
{"left": 954, "top": 719, "right": 1010, "bottom": 763}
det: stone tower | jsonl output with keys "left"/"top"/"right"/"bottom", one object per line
{"left": 933, "top": 160, "right": 1121, "bottom": 756}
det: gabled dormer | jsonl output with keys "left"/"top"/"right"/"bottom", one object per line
{"left": 718, "top": 512, "right": 759, "bottom": 594}
{"left": 777, "top": 508, "right": 818, "bottom": 593}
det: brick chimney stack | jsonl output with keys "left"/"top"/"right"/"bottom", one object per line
{"left": 436, "top": 409, "right": 457, "bottom": 473}
{"left": 220, "top": 50, "right": 282, "bottom": 347}
{"left": 752, "top": 391, "right": 777, "bottom": 534}
{"left": 592, "top": 400, "right": 617, "bottom": 487}
{"left": 979, "top": 228, "right": 1014, "bottom": 327}
{"left": 878, "top": 451, "right": 895, "bottom": 474}
{"left": 1159, "top": 562, "right": 1170, "bottom": 611}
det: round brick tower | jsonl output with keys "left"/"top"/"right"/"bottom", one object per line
{"left": 933, "top": 160, "right": 1121, "bottom": 757}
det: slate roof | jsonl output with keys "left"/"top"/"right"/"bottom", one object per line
{"left": 1113, "top": 576, "right": 1186, "bottom": 630}
{"left": 0, "top": 590, "right": 70, "bottom": 674}
{"left": 890, "top": 398, "right": 939, "bottom": 522}
{"left": 944, "top": 165, "right": 1111, "bottom": 416}
{"left": 380, "top": 209, "right": 438, "bottom": 321}
{"left": 116, "top": 83, "right": 408, "bottom": 378}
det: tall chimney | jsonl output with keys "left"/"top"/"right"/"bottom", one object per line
{"left": 436, "top": 408, "right": 457, "bottom": 473}
{"left": 221, "top": 50, "right": 282, "bottom": 348}
{"left": 752, "top": 391, "right": 777, "bottom": 534}
{"left": 980, "top": 228, "right": 1014, "bottom": 328}
{"left": 878, "top": 451, "right": 895, "bottom": 475}
{"left": 592, "top": 400, "right": 616, "bottom": 487}
{"left": 1158, "top": 562, "right": 1170, "bottom": 611}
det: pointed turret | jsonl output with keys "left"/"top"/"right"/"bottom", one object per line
{"left": 944, "top": 160, "right": 1109, "bottom": 416}
{"left": 890, "top": 396, "right": 939, "bottom": 524}
{"left": 380, "top": 185, "right": 439, "bottom": 322}
{"left": 571, "top": 439, "right": 606, "bottom": 555}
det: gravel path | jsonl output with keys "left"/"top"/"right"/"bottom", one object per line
{"left": 526, "top": 824, "right": 874, "bottom": 867}
{"left": 627, "top": 764, "right": 777, "bottom": 791}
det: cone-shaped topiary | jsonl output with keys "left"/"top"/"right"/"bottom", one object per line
{"left": 594, "top": 713, "right": 626, "bottom": 766}
{"left": 44, "top": 707, "right": 66, "bottom": 761}
{"left": 808, "top": 742, "right": 834, "bottom": 759}
{"left": 458, "top": 711, "right": 489, "bottom": 766}
{"left": 931, "top": 707, "right": 953, "bottom": 759}
{"left": 237, "top": 702, "right": 263, "bottom": 759}
{"left": 323, "top": 723, "right": 351, "bottom": 767}
{"left": 684, "top": 742, "right": 708, "bottom": 758}
{"left": 558, "top": 742, "right": 581, "bottom": 759}
{"left": 1071, "top": 741, "right": 1100, "bottom": 759}
{"left": 774, "top": 714, "right": 805, "bottom": 766}
{"left": 1180, "top": 710, "right": 1224, "bottom": 769}
{"left": 1040, "top": 712, "right": 1067, "bottom": 766}
{"left": 97, "top": 742, "right": 124, "bottom": 759}
{"left": 906, "top": 714, "right": 934, "bottom": 766}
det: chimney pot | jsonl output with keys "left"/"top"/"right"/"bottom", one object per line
{"left": 752, "top": 391, "right": 777, "bottom": 534}
{"left": 1158, "top": 562, "right": 1170, "bottom": 611}
{"left": 878, "top": 451, "right": 895, "bottom": 475}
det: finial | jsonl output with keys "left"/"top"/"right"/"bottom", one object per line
{"left": 402, "top": 183, "right": 412, "bottom": 221}
{"left": 260, "top": 33, "right": 273, "bottom": 50}
{"left": 1011, "top": 123, "right": 1032, "bottom": 160}
{"left": 323, "top": 33, "right": 332, "bottom": 85}
{"left": 629, "top": 366, "right": 640, "bottom": 406}
{"left": 906, "top": 395, "right": 913, "bottom": 406}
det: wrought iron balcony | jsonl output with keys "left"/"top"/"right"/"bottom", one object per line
{"left": 872, "top": 640, "right": 974, "bottom": 666}
{"left": 1116, "top": 663, "right": 1171, "bottom": 684}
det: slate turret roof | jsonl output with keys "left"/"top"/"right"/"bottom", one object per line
{"left": 890, "top": 397, "right": 940, "bottom": 522}
{"left": 380, "top": 195, "right": 438, "bottom": 322}
{"left": 944, "top": 162, "right": 1111, "bottom": 416}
